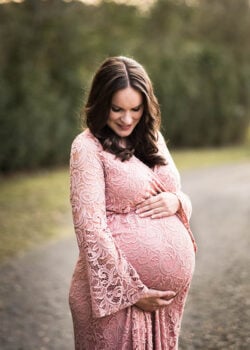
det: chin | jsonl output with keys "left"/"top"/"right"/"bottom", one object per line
{"left": 118, "top": 131, "right": 132, "bottom": 138}
{"left": 114, "top": 128, "right": 134, "bottom": 138}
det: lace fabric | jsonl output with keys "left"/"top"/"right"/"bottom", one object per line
{"left": 69, "top": 129, "right": 196, "bottom": 349}
{"left": 70, "top": 133, "right": 148, "bottom": 318}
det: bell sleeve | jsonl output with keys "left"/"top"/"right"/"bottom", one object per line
{"left": 69, "top": 133, "right": 148, "bottom": 318}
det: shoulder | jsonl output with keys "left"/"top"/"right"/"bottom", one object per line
{"left": 156, "top": 130, "right": 175, "bottom": 166}
{"left": 70, "top": 129, "right": 104, "bottom": 170}
{"left": 71, "top": 129, "right": 103, "bottom": 154}
{"left": 156, "top": 130, "right": 168, "bottom": 152}
{"left": 156, "top": 130, "right": 166, "bottom": 143}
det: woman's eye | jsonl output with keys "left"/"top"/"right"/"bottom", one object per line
{"left": 132, "top": 106, "right": 142, "bottom": 112}
{"left": 111, "top": 106, "right": 121, "bottom": 112}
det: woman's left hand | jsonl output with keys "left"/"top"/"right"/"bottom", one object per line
{"left": 136, "top": 192, "right": 180, "bottom": 219}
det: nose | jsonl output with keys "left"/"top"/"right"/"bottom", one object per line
{"left": 121, "top": 111, "right": 132, "bottom": 125}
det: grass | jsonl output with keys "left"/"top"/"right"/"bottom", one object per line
{"left": 0, "top": 168, "right": 72, "bottom": 262}
{"left": 0, "top": 144, "right": 249, "bottom": 262}
{"left": 172, "top": 144, "right": 250, "bottom": 170}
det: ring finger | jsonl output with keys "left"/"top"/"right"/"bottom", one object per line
{"left": 138, "top": 206, "right": 162, "bottom": 217}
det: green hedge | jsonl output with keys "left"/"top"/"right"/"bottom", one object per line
{"left": 151, "top": 44, "right": 249, "bottom": 147}
{"left": 0, "top": 0, "right": 249, "bottom": 172}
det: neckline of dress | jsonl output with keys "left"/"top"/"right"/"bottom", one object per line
{"left": 85, "top": 127, "right": 164, "bottom": 176}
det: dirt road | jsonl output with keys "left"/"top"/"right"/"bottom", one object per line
{"left": 0, "top": 162, "right": 249, "bottom": 349}
{"left": 179, "top": 162, "right": 250, "bottom": 350}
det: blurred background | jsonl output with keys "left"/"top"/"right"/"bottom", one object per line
{"left": 0, "top": 0, "right": 250, "bottom": 173}
{"left": 1, "top": 0, "right": 250, "bottom": 259}
{"left": 0, "top": 0, "right": 250, "bottom": 349}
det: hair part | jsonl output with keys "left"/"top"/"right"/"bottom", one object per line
{"left": 84, "top": 56, "right": 166, "bottom": 168}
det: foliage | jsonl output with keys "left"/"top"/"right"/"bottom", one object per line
{"left": 140, "top": 0, "right": 250, "bottom": 147}
{"left": 0, "top": 0, "right": 87, "bottom": 171}
{"left": 0, "top": 0, "right": 249, "bottom": 171}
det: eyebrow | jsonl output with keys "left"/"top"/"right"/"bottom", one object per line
{"left": 111, "top": 103, "right": 143, "bottom": 109}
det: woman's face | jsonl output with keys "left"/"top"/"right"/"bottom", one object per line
{"left": 107, "top": 86, "right": 144, "bottom": 138}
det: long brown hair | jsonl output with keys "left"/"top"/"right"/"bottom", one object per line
{"left": 85, "top": 56, "right": 166, "bottom": 168}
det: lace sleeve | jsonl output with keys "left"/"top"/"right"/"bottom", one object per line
{"left": 70, "top": 133, "right": 148, "bottom": 318}
{"left": 157, "top": 131, "right": 192, "bottom": 222}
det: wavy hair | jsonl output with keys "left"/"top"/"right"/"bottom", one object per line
{"left": 85, "top": 56, "right": 166, "bottom": 168}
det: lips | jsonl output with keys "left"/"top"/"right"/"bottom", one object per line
{"left": 118, "top": 125, "right": 132, "bottom": 131}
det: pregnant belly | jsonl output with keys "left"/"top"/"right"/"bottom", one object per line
{"left": 110, "top": 214, "right": 195, "bottom": 293}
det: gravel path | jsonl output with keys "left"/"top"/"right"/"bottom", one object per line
{"left": 179, "top": 162, "right": 250, "bottom": 350}
{"left": 0, "top": 162, "right": 249, "bottom": 350}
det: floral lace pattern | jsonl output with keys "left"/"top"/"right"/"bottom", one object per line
{"left": 69, "top": 129, "right": 196, "bottom": 349}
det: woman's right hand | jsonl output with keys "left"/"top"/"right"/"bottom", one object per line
{"left": 135, "top": 289, "right": 177, "bottom": 312}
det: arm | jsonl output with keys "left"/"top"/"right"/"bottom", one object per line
{"left": 136, "top": 132, "right": 191, "bottom": 221}
{"left": 157, "top": 131, "right": 192, "bottom": 220}
{"left": 70, "top": 133, "right": 148, "bottom": 318}
{"left": 136, "top": 131, "right": 197, "bottom": 252}
{"left": 156, "top": 131, "right": 197, "bottom": 251}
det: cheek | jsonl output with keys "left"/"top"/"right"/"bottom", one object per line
{"left": 107, "top": 112, "right": 118, "bottom": 124}
{"left": 134, "top": 112, "right": 143, "bottom": 123}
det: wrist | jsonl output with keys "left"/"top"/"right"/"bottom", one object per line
{"left": 173, "top": 192, "right": 181, "bottom": 213}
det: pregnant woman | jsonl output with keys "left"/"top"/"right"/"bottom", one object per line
{"left": 69, "top": 56, "right": 197, "bottom": 349}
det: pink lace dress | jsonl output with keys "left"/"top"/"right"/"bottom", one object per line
{"left": 69, "top": 129, "right": 196, "bottom": 350}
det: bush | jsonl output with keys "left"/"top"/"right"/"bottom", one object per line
{"left": 152, "top": 44, "right": 250, "bottom": 147}
{"left": 0, "top": 0, "right": 249, "bottom": 171}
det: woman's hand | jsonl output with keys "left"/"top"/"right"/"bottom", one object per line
{"left": 136, "top": 192, "right": 180, "bottom": 219}
{"left": 135, "top": 289, "right": 177, "bottom": 312}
